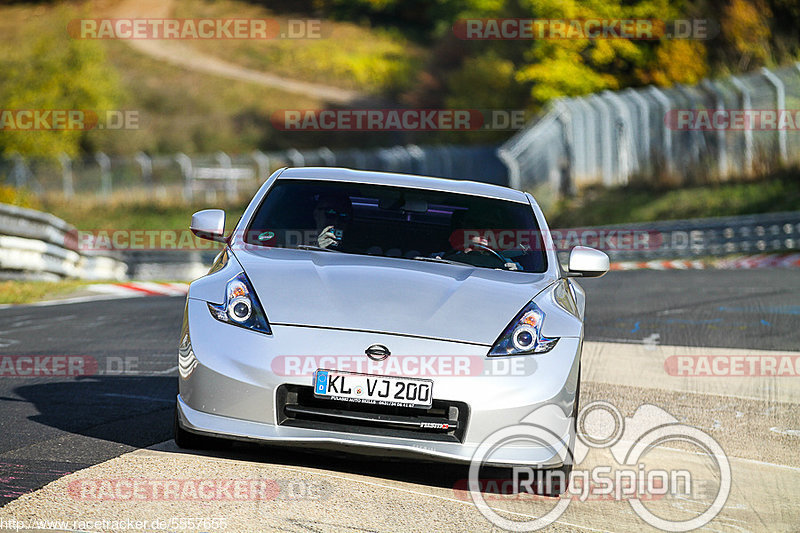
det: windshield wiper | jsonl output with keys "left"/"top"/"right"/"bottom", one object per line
{"left": 412, "top": 255, "right": 518, "bottom": 271}
{"left": 294, "top": 245, "right": 343, "bottom": 253}
{"left": 411, "top": 256, "right": 467, "bottom": 266}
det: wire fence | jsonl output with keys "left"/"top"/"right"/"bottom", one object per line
{"left": 499, "top": 63, "right": 800, "bottom": 207}
{"left": 0, "top": 144, "right": 507, "bottom": 202}
{"left": 4, "top": 65, "right": 800, "bottom": 206}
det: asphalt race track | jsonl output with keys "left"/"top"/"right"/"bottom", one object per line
{"left": 0, "top": 269, "right": 798, "bottom": 532}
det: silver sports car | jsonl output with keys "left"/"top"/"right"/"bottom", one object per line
{"left": 175, "top": 167, "right": 608, "bottom": 479}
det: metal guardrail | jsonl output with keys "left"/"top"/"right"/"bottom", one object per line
{"left": 121, "top": 211, "right": 800, "bottom": 280}
{"left": 553, "top": 211, "right": 800, "bottom": 263}
{"left": 0, "top": 203, "right": 127, "bottom": 280}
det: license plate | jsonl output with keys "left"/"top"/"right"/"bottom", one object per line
{"left": 313, "top": 369, "right": 433, "bottom": 409}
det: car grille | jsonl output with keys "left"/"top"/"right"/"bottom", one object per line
{"left": 276, "top": 384, "right": 469, "bottom": 443}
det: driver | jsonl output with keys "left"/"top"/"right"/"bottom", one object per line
{"left": 312, "top": 192, "right": 352, "bottom": 249}
{"left": 439, "top": 207, "right": 518, "bottom": 269}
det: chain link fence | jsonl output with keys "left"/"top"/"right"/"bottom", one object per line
{"left": 0, "top": 144, "right": 507, "bottom": 202}
{"left": 499, "top": 63, "right": 800, "bottom": 208}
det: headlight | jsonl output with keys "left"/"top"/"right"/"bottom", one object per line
{"left": 207, "top": 272, "right": 272, "bottom": 334}
{"left": 488, "top": 301, "right": 558, "bottom": 356}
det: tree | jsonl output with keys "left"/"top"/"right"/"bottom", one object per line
{"left": 0, "top": 10, "right": 120, "bottom": 158}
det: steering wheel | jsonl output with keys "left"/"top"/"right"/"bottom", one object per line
{"left": 443, "top": 241, "right": 508, "bottom": 267}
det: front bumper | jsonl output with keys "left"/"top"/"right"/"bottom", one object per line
{"left": 178, "top": 297, "right": 581, "bottom": 466}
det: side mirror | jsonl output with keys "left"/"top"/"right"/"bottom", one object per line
{"left": 190, "top": 209, "right": 226, "bottom": 243}
{"left": 566, "top": 246, "right": 609, "bottom": 278}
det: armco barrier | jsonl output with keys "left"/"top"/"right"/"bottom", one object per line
{"left": 127, "top": 211, "right": 800, "bottom": 280}
{"left": 553, "top": 210, "right": 800, "bottom": 263}
{"left": 0, "top": 203, "right": 126, "bottom": 280}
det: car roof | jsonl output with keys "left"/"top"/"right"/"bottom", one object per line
{"left": 276, "top": 167, "right": 529, "bottom": 203}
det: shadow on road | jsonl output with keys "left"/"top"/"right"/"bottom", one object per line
{"left": 17, "top": 376, "right": 545, "bottom": 495}
{"left": 14, "top": 376, "right": 177, "bottom": 449}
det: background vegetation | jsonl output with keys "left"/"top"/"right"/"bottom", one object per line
{"left": 0, "top": 0, "right": 797, "bottom": 159}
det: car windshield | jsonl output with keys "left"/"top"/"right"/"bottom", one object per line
{"left": 244, "top": 179, "right": 547, "bottom": 273}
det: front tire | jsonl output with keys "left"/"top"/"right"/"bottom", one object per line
{"left": 540, "top": 365, "right": 581, "bottom": 496}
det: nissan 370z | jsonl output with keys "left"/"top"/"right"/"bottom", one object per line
{"left": 174, "top": 167, "right": 608, "bottom": 487}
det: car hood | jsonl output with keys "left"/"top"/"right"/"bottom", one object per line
{"left": 232, "top": 247, "right": 555, "bottom": 345}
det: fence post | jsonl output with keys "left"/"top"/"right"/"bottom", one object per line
{"left": 624, "top": 88, "right": 652, "bottom": 178}
{"left": 647, "top": 87, "right": 673, "bottom": 177}
{"left": 134, "top": 152, "right": 153, "bottom": 188}
{"left": 58, "top": 153, "right": 74, "bottom": 198}
{"left": 318, "top": 147, "right": 336, "bottom": 166}
{"left": 405, "top": 145, "right": 425, "bottom": 174}
{"left": 352, "top": 149, "right": 367, "bottom": 169}
{"left": 95, "top": 152, "right": 111, "bottom": 198}
{"left": 602, "top": 91, "right": 639, "bottom": 184}
{"left": 286, "top": 149, "right": 304, "bottom": 167}
{"left": 11, "top": 154, "right": 28, "bottom": 189}
{"left": 761, "top": 67, "right": 788, "bottom": 165}
{"left": 215, "top": 151, "right": 236, "bottom": 202}
{"left": 588, "top": 95, "right": 614, "bottom": 185}
{"left": 251, "top": 150, "right": 270, "bottom": 180}
{"left": 176, "top": 153, "right": 193, "bottom": 201}
{"left": 438, "top": 146, "right": 453, "bottom": 178}
{"left": 497, "top": 148, "right": 521, "bottom": 190}
{"left": 575, "top": 98, "right": 598, "bottom": 182}
{"left": 700, "top": 80, "right": 729, "bottom": 178}
{"left": 553, "top": 100, "right": 575, "bottom": 194}
{"left": 729, "top": 76, "right": 754, "bottom": 175}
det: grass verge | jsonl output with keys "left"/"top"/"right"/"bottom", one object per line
{"left": 0, "top": 280, "right": 89, "bottom": 305}
{"left": 42, "top": 194, "right": 247, "bottom": 232}
{"left": 547, "top": 171, "right": 800, "bottom": 227}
